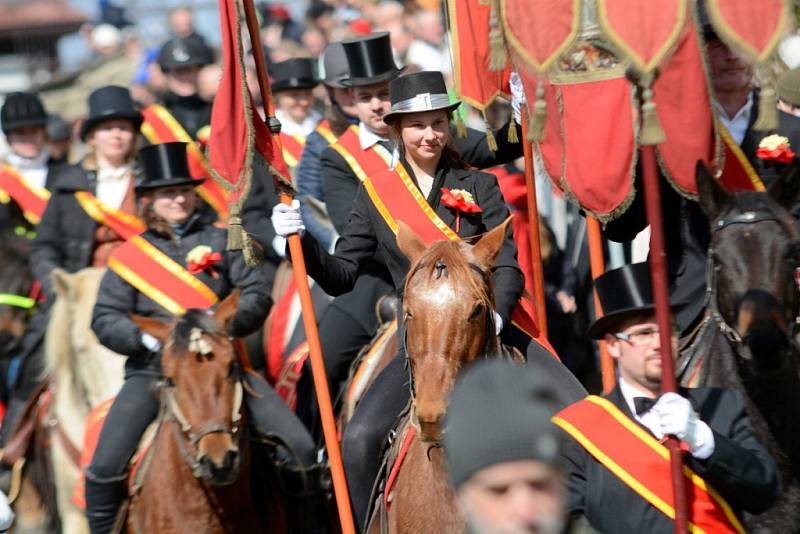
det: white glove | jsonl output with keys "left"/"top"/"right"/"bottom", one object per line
{"left": 652, "top": 392, "right": 715, "bottom": 459}
{"left": 270, "top": 199, "right": 305, "bottom": 238}
{"left": 493, "top": 311, "right": 504, "bottom": 336}
{"left": 272, "top": 235, "right": 287, "bottom": 259}
{"left": 509, "top": 71, "right": 526, "bottom": 124}
{"left": 141, "top": 332, "right": 162, "bottom": 352}
{"left": 0, "top": 490, "right": 13, "bottom": 531}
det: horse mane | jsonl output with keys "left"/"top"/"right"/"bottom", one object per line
{"left": 0, "top": 235, "right": 33, "bottom": 296}
{"left": 170, "top": 309, "right": 226, "bottom": 356}
{"left": 726, "top": 191, "right": 799, "bottom": 238}
{"left": 404, "top": 240, "right": 495, "bottom": 309}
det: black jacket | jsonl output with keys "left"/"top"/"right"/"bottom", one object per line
{"left": 91, "top": 212, "right": 270, "bottom": 375}
{"left": 563, "top": 386, "right": 780, "bottom": 533}
{"left": 299, "top": 164, "right": 525, "bottom": 325}
{"left": 161, "top": 92, "right": 212, "bottom": 139}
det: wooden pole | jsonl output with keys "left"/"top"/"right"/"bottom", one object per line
{"left": 240, "top": 2, "right": 356, "bottom": 533}
{"left": 586, "top": 217, "right": 615, "bottom": 393}
{"left": 519, "top": 104, "right": 548, "bottom": 338}
{"left": 640, "top": 145, "right": 688, "bottom": 534}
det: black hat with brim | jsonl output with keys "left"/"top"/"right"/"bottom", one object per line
{"left": 80, "top": 85, "right": 143, "bottom": 141}
{"left": 321, "top": 42, "right": 350, "bottom": 88}
{"left": 383, "top": 71, "right": 460, "bottom": 124}
{"left": 340, "top": 32, "right": 405, "bottom": 87}
{"left": 588, "top": 262, "right": 689, "bottom": 339}
{"left": 135, "top": 141, "right": 201, "bottom": 192}
{"left": 1, "top": 92, "right": 48, "bottom": 134}
{"left": 158, "top": 36, "right": 214, "bottom": 71}
{"left": 271, "top": 58, "right": 319, "bottom": 93}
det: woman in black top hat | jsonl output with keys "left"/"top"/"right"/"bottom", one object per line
{"left": 86, "top": 142, "right": 319, "bottom": 534}
{"left": 272, "top": 70, "right": 581, "bottom": 528}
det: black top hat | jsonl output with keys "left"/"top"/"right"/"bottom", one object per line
{"left": 158, "top": 36, "right": 214, "bottom": 71}
{"left": 271, "top": 58, "right": 319, "bottom": 93}
{"left": 588, "top": 262, "right": 689, "bottom": 339}
{"left": 341, "top": 32, "right": 404, "bottom": 87}
{"left": 81, "top": 85, "right": 143, "bottom": 141}
{"left": 1, "top": 92, "right": 48, "bottom": 134}
{"left": 321, "top": 42, "right": 349, "bottom": 88}
{"left": 136, "top": 142, "right": 200, "bottom": 192}
{"left": 383, "top": 71, "right": 460, "bottom": 124}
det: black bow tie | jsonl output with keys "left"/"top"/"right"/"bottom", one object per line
{"left": 633, "top": 396, "right": 657, "bottom": 416}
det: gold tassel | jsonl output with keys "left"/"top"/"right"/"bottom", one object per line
{"left": 454, "top": 113, "right": 468, "bottom": 138}
{"left": 488, "top": 0, "right": 507, "bottom": 71}
{"left": 507, "top": 119, "right": 519, "bottom": 143}
{"left": 753, "top": 84, "right": 778, "bottom": 132}
{"left": 528, "top": 81, "right": 546, "bottom": 141}
{"left": 639, "top": 79, "right": 666, "bottom": 146}
{"left": 485, "top": 128, "right": 498, "bottom": 152}
{"left": 241, "top": 231, "right": 263, "bottom": 267}
{"left": 227, "top": 204, "right": 245, "bottom": 251}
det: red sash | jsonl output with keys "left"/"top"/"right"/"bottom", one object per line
{"left": 553, "top": 396, "right": 745, "bottom": 534}
{"left": 74, "top": 191, "right": 145, "bottom": 239}
{"left": 315, "top": 119, "right": 337, "bottom": 144}
{"left": 280, "top": 132, "right": 306, "bottom": 168}
{"left": 107, "top": 235, "right": 219, "bottom": 315}
{"left": 0, "top": 164, "right": 50, "bottom": 224}
{"left": 718, "top": 124, "right": 765, "bottom": 192}
{"left": 140, "top": 105, "right": 230, "bottom": 219}
{"left": 330, "top": 126, "right": 552, "bottom": 352}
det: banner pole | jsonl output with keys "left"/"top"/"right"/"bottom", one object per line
{"left": 586, "top": 217, "right": 615, "bottom": 393}
{"left": 240, "top": 1, "right": 356, "bottom": 532}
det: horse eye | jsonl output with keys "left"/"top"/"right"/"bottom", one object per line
{"left": 404, "top": 310, "right": 413, "bottom": 321}
{"left": 469, "top": 303, "right": 484, "bottom": 321}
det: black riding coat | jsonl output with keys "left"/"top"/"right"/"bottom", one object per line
{"left": 563, "top": 386, "right": 780, "bottom": 533}
{"left": 91, "top": 212, "right": 270, "bottom": 375}
{"left": 161, "top": 91, "right": 212, "bottom": 139}
{"left": 298, "top": 164, "right": 525, "bottom": 325}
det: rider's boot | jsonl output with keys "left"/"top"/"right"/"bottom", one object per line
{"left": 279, "top": 462, "right": 331, "bottom": 534}
{"left": 84, "top": 474, "right": 127, "bottom": 534}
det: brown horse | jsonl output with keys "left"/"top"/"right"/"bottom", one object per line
{"left": 365, "top": 220, "right": 512, "bottom": 534}
{"left": 128, "top": 292, "right": 286, "bottom": 533}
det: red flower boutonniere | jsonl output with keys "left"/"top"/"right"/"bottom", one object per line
{"left": 757, "top": 134, "right": 795, "bottom": 164}
{"left": 186, "top": 245, "right": 223, "bottom": 278}
{"left": 440, "top": 188, "right": 481, "bottom": 232}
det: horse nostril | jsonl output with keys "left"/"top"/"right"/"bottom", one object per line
{"left": 222, "top": 448, "right": 239, "bottom": 472}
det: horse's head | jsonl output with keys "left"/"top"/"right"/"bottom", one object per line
{"left": 697, "top": 161, "right": 800, "bottom": 368}
{"left": 0, "top": 237, "right": 35, "bottom": 358}
{"left": 133, "top": 290, "right": 243, "bottom": 486}
{"left": 398, "top": 219, "right": 511, "bottom": 442}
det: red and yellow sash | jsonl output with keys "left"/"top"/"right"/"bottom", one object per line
{"left": 718, "top": 124, "right": 765, "bottom": 193}
{"left": 280, "top": 132, "right": 306, "bottom": 169}
{"left": 553, "top": 396, "right": 745, "bottom": 534}
{"left": 330, "top": 125, "right": 549, "bottom": 349}
{"left": 74, "top": 191, "right": 145, "bottom": 239}
{"left": 108, "top": 235, "right": 219, "bottom": 315}
{"left": 315, "top": 119, "right": 337, "bottom": 144}
{"left": 0, "top": 164, "right": 50, "bottom": 224}
{"left": 140, "top": 104, "right": 230, "bottom": 219}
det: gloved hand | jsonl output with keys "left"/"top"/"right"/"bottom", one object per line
{"left": 652, "top": 392, "right": 715, "bottom": 459}
{"left": 509, "top": 71, "right": 526, "bottom": 124}
{"left": 493, "top": 311, "right": 504, "bottom": 336}
{"left": 270, "top": 199, "right": 305, "bottom": 238}
{"left": 272, "top": 235, "right": 287, "bottom": 259}
{"left": 141, "top": 332, "right": 162, "bottom": 353}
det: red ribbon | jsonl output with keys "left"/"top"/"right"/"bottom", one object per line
{"left": 187, "top": 251, "right": 223, "bottom": 277}
{"left": 756, "top": 146, "right": 796, "bottom": 164}
{"left": 440, "top": 187, "right": 482, "bottom": 232}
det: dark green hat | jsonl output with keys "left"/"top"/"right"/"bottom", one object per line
{"left": 778, "top": 67, "right": 800, "bottom": 107}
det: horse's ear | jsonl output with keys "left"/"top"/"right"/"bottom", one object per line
{"left": 50, "top": 268, "right": 72, "bottom": 300}
{"left": 471, "top": 217, "right": 513, "bottom": 269}
{"left": 768, "top": 160, "right": 800, "bottom": 210}
{"left": 696, "top": 160, "right": 731, "bottom": 218}
{"left": 131, "top": 315, "right": 171, "bottom": 343}
{"left": 213, "top": 289, "right": 240, "bottom": 332}
{"left": 396, "top": 220, "right": 427, "bottom": 264}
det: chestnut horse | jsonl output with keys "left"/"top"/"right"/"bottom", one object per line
{"left": 129, "top": 292, "right": 286, "bottom": 533}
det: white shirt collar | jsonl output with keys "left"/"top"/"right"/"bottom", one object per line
{"left": 358, "top": 121, "right": 388, "bottom": 150}
{"left": 618, "top": 377, "right": 658, "bottom": 420}
{"left": 276, "top": 109, "right": 322, "bottom": 137}
{"left": 6, "top": 149, "right": 49, "bottom": 171}
{"left": 713, "top": 93, "right": 754, "bottom": 145}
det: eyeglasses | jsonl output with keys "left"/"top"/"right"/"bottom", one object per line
{"left": 613, "top": 326, "right": 671, "bottom": 346}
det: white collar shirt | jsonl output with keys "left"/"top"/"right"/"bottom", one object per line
{"left": 714, "top": 93, "right": 754, "bottom": 145}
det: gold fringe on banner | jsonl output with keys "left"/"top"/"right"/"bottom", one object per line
{"left": 226, "top": 204, "right": 261, "bottom": 267}
{"left": 507, "top": 119, "right": 519, "bottom": 143}
{"left": 639, "top": 77, "right": 665, "bottom": 146}
{"left": 528, "top": 80, "right": 547, "bottom": 141}
{"left": 489, "top": 0, "right": 507, "bottom": 71}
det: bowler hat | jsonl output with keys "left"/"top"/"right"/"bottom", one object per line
{"left": 588, "top": 262, "right": 689, "bottom": 339}
{"left": 341, "top": 33, "right": 404, "bottom": 87}
{"left": 320, "top": 42, "right": 349, "bottom": 88}
{"left": 136, "top": 142, "right": 200, "bottom": 192}
{"left": 81, "top": 85, "right": 143, "bottom": 141}
{"left": 383, "top": 71, "right": 460, "bottom": 124}
{"left": 271, "top": 58, "right": 319, "bottom": 93}
{"left": 1, "top": 92, "right": 47, "bottom": 134}
{"left": 158, "top": 36, "right": 214, "bottom": 71}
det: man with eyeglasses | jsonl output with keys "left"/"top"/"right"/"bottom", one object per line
{"left": 553, "top": 262, "right": 780, "bottom": 533}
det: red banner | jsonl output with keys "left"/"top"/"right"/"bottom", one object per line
{"left": 500, "top": 0, "right": 580, "bottom": 72}
{"left": 706, "top": 0, "right": 790, "bottom": 62}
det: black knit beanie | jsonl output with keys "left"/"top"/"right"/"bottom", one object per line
{"left": 444, "top": 359, "right": 563, "bottom": 490}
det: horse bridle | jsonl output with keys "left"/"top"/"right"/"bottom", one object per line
{"left": 163, "top": 364, "right": 244, "bottom": 478}
{"left": 707, "top": 209, "right": 800, "bottom": 347}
